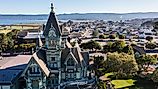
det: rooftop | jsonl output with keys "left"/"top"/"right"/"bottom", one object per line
{"left": 0, "top": 55, "right": 31, "bottom": 69}
{"left": 0, "top": 55, "right": 32, "bottom": 85}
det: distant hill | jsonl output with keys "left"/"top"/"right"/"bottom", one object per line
{"left": 57, "top": 12, "right": 158, "bottom": 21}
{"left": 1, "top": 12, "right": 158, "bottom": 25}
{"left": 1, "top": 12, "right": 158, "bottom": 21}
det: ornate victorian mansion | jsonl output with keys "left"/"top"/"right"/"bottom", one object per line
{"left": 0, "top": 3, "right": 95, "bottom": 89}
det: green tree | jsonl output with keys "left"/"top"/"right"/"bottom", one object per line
{"left": 104, "top": 52, "right": 138, "bottom": 78}
{"left": 145, "top": 42, "right": 156, "bottom": 49}
{"left": 103, "top": 42, "right": 113, "bottom": 53}
{"left": 92, "top": 30, "right": 99, "bottom": 37}
{"left": 94, "top": 56, "right": 105, "bottom": 76}
{"left": 109, "top": 34, "right": 116, "bottom": 39}
{"left": 80, "top": 43, "right": 88, "bottom": 49}
{"left": 97, "top": 81, "right": 107, "bottom": 89}
{"left": 112, "top": 41, "right": 125, "bottom": 52}
{"left": 103, "top": 41, "right": 126, "bottom": 53}
{"left": 1, "top": 29, "right": 20, "bottom": 52}
{"left": 0, "top": 33, "right": 5, "bottom": 50}
{"left": 70, "top": 41, "right": 76, "bottom": 47}
{"left": 119, "top": 34, "right": 125, "bottom": 39}
{"left": 122, "top": 45, "right": 134, "bottom": 55}
{"left": 80, "top": 40, "right": 101, "bottom": 51}
{"left": 99, "top": 34, "right": 106, "bottom": 39}
{"left": 151, "top": 68, "right": 158, "bottom": 82}
{"left": 136, "top": 55, "right": 157, "bottom": 71}
{"left": 1, "top": 35, "right": 14, "bottom": 52}
{"left": 146, "top": 36, "right": 153, "bottom": 42}
{"left": 19, "top": 43, "right": 36, "bottom": 51}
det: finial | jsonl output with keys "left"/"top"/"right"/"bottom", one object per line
{"left": 51, "top": 3, "right": 54, "bottom": 13}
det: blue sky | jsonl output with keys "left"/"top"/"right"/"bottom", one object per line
{"left": 0, "top": 0, "right": 158, "bottom": 14}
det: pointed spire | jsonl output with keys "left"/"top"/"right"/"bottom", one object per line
{"left": 51, "top": 3, "right": 55, "bottom": 13}
{"left": 43, "top": 3, "right": 61, "bottom": 37}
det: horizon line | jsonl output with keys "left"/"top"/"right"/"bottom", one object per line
{"left": 1, "top": 11, "right": 158, "bottom": 15}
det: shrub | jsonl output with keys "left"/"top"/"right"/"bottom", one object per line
{"left": 109, "top": 34, "right": 116, "bottom": 39}
{"left": 119, "top": 34, "right": 125, "bottom": 39}
{"left": 99, "top": 34, "right": 106, "bottom": 39}
{"left": 145, "top": 43, "right": 156, "bottom": 49}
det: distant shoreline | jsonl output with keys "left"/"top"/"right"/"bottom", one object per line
{"left": 1, "top": 12, "right": 158, "bottom": 15}
{"left": 0, "top": 12, "right": 158, "bottom": 25}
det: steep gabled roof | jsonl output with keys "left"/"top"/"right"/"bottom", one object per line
{"left": 81, "top": 51, "right": 89, "bottom": 66}
{"left": 65, "top": 40, "right": 72, "bottom": 48}
{"left": 21, "top": 52, "right": 50, "bottom": 77}
{"left": 64, "top": 52, "right": 79, "bottom": 65}
{"left": 43, "top": 3, "right": 61, "bottom": 37}
{"left": 32, "top": 53, "right": 50, "bottom": 77}
{"left": 61, "top": 47, "right": 88, "bottom": 68}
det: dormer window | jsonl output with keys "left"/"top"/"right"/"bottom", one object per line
{"left": 67, "top": 58, "right": 75, "bottom": 66}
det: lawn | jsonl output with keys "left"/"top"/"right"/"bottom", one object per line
{"left": 111, "top": 79, "right": 136, "bottom": 89}
{"left": 103, "top": 73, "right": 157, "bottom": 89}
{"left": 105, "top": 72, "right": 114, "bottom": 78}
{"left": 0, "top": 30, "right": 12, "bottom": 34}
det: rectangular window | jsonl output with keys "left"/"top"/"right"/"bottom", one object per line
{"left": 53, "top": 62, "right": 58, "bottom": 68}
{"left": 30, "top": 67, "right": 40, "bottom": 74}
{"left": 51, "top": 57, "right": 55, "bottom": 61}
{"left": 50, "top": 62, "right": 58, "bottom": 69}
{"left": 30, "top": 67, "right": 35, "bottom": 74}
{"left": 67, "top": 73, "right": 74, "bottom": 79}
{"left": 67, "top": 69, "right": 74, "bottom": 73}
{"left": 52, "top": 79, "right": 58, "bottom": 85}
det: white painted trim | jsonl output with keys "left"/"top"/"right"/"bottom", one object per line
{"left": 64, "top": 52, "right": 78, "bottom": 65}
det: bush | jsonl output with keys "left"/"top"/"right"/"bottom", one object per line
{"left": 70, "top": 41, "right": 76, "bottom": 47}
{"left": 151, "top": 69, "right": 158, "bottom": 82}
{"left": 112, "top": 41, "right": 125, "bottom": 52}
{"left": 19, "top": 43, "right": 36, "bottom": 50}
{"left": 146, "top": 36, "right": 153, "bottom": 42}
{"left": 99, "top": 34, "right": 106, "bottom": 39}
{"left": 109, "top": 34, "right": 116, "bottom": 39}
{"left": 103, "top": 41, "right": 126, "bottom": 53}
{"left": 80, "top": 40, "right": 101, "bottom": 50}
{"left": 105, "top": 52, "right": 138, "bottom": 79}
{"left": 122, "top": 45, "right": 134, "bottom": 55}
{"left": 119, "top": 34, "right": 125, "bottom": 39}
{"left": 92, "top": 30, "right": 99, "bottom": 37}
{"left": 145, "top": 43, "right": 156, "bottom": 49}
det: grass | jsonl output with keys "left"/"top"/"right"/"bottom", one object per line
{"left": 98, "top": 68, "right": 104, "bottom": 71}
{"left": 103, "top": 73, "right": 157, "bottom": 89}
{"left": 0, "top": 25, "right": 40, "bottom": 30}
{"left": 104, "top": 72, "right": 114, "bottom": 78}
{"left": 111, "top": 79, "right": 136, "bottom": 89}
{"left": 0, "top": 29, "right": 12, "bottom": 34}
{"left": 9, "top": 26, "right": 39, "bottom": 30}
{"left": 0, "top": 25, "right": 40, "bottom": 34}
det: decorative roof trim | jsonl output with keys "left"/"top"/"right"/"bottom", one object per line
{"left": 64, "top": 52, "right": 79, "bottom": 65}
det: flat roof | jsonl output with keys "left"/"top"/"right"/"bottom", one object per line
{"left": 0, "top": 55, "right": 32, "bottom": 69}
{"left": 0, "top": 55, "right": 32, "bottom": 85}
